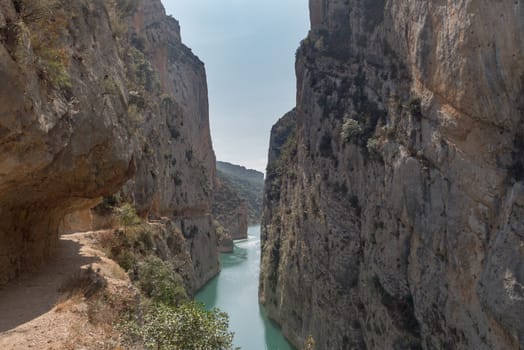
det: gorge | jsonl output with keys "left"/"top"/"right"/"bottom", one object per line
{"left": 197, "top": 225, "right": 295, "bottom": 350}
{"left": 0, "top": 0, "right": 522, "bottom": 349}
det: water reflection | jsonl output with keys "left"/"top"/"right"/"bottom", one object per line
{"left": 260, "top": 303, "right": 293, "bottom": 350}
{"left": 197, "top": 273, "right": 218, "bottom": 307}
{"left": 222, "top": 245, "right": 249, "bottom": 268}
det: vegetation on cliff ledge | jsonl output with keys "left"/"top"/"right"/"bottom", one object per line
{"left": 96, "top": 202, "right": 237, "bottom": 350}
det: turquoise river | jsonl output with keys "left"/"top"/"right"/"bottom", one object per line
{"left": 196, "top": 225, "right": 295, "bottom": 350}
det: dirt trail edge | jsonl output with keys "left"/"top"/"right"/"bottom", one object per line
{"left": 0, "top": 231, "right": 130, "bottom": 350}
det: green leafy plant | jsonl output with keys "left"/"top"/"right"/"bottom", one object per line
{"left": 128, "top": 47, "right": 161, "bottom": 92}
{"left": 17, "top": 0, "right": 72, "bottom": 89}
{"left": 115, "top": 203, "right": 141, "bottom": 233}
{"left": 17, "top": 0, "right": 60, "bottom": 21}
{"left": 40, "top": 49, "right": 72, "bottom": 89}
{"left": 114, "top": 250, "right": 137, "bottom": 272}
{"left": 120, "top": 302, "right": 238, "bottom": 350}
{"left": 367, "top": 137, "right": 380, "bottom": 154}
{"left": 137, "top": 255, "right": 187, "bottom": 306}
{"left": 341, "top": 117, "right": 363, "bottom": 142}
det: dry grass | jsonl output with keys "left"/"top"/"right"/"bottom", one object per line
{"left": 62, "top": 320, "right": 122, "bottom": 350}
{"left": 54, "top": 293, "right": 84, "bottom": 313}
{"left": 96, "top": 230, "right": 121, "bottom": 254}
{"left": 59, "top": 265, "right": 107, "bottom": 299}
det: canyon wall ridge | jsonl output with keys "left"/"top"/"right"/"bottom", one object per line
{"left": 260, "top": 1, "right": 524, "bottom": 349}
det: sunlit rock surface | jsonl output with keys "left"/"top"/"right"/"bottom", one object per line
{"left": 260, "top": 1, "right": 524, "bottom": 349}
{"left": 0, "top": 0, "right": 218, "bottom": 291}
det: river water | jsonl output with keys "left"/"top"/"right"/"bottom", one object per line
{"left": 196, "top": 225, "right": 295, "bottom": 350}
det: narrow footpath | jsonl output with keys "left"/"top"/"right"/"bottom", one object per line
{"left": 0, "top": 232, "right": 123, "bottom": 350}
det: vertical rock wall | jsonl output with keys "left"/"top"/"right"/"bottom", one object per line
{"left": 0, "top": 0, "right": 219, "bottom": 290}
{"left": 123, "top": 0, "right": 219, "bottom": 290}
{"left": 260, "top": 1, "right": 524, "bottom": 349}
{"left": 0, "top": 0, "right": 134, "bottom": 285}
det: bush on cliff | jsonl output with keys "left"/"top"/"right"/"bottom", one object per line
{"left": 115, "top": 202, "right": 141, "bottom": 233}
{"left": 120, "top": 302, "right": 237, "bottom": 350}
{"left": 138, "top": 255, "right": 187, "bottom": 307}
{"left": 95, "top": 203, "right": 238, "bottom": 349}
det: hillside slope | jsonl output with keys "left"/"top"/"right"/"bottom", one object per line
{"left": 217, "top": 161, "right": 264, "bottom": 224}
{"left": 260, "top": 1, "right": 524, "bottom": 349}
{"left": 213, "top": 175, "right": 248, "bottom": 243}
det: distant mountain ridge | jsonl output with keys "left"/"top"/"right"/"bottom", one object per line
{"left": 216, "top": 161, "right": 264, "bottom": 224}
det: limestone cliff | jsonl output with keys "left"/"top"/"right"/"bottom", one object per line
{"left": 0, "top": 0, "right": 218, "bottom": 291}
{"left": 260, "top": 1, "right": 524, "bottom": 350}
{"left": 122, "top": 0, "right": 218, "bottom": 290}
{"left": 213, "top": 174, "right": 248, "bottom": 241}
{"left": 217, "top": 161, "right": 265, "bottom": 224}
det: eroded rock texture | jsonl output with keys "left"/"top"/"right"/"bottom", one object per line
{"left": 213, "top": 175, "right": 248, "bottom": 240}
{"left": 122, "top": 0, "right": 218, "bottom": 290}
{"left": 0, "top": 0, "right": 218, "bottom": 290}
{"left": 260, "top": 1, "right": 524, "bottom": 349}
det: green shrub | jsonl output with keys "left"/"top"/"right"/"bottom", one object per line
{"left": 367, "top": 137, "right": 380, "bottom": 154}
{"left": 59, "top": 265, "right": 107, "bottom": 299}
{"left": 115, "top": 0, "right": 138, "bottom": 17}
{"left": 107, "top": 0, "right": 137, "bottom": 39}
{"left": 120, "top": 302, "right": 237, "bottom": 350}
{"left": 138, "top": 255, "right": 187, "bottom": 306}
{"left": 42, "top": 53, "right": 71, "bottom": 89}
{"left": 19, "top": 0, "right": 72, "bottom": 89}
{"left": 133, "top": 226, "right": 155, "bottom": 252}
{"left": 128, "top": 47, "right": 161, "bottom": 92}
{"left": 115, "top": 250, "right": 137, "bottom": 272}
{"left": 280, "top": 131, "right": 297, "bottom": 161}
{"left": 341, "top": 117, "right": 363, "bottom": 142}
{"left": 116, "top": 203, "right": 141, "bottom": 233}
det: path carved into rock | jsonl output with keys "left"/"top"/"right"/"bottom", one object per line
{"left": 0, "top": 233, "right": 101, "bottom": 349}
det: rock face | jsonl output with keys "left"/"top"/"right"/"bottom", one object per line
{"left": 213, "top": 175, "right": 248, "bottom": 240}
{"left": 260, "top": 1, "right": 524, "bottom": 350}
{"left": 216, "top": 161, "right": 265, "bottom": 224}
{"left": 122, "top": 0, "right": 218, "bottom": 291}
{"left": 0, "top": 0, "right": 218, "bottom": 291}
{"left": 212, "top": 161, "right": 266, "bottom": 250}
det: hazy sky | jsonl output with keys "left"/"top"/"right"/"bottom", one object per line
{"left": 162, "top": 0, "right": 310, "bottom": 173}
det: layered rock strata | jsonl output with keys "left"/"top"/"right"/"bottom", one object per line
{"left": 260, "top": 1, "right": 524, "bottom": 349}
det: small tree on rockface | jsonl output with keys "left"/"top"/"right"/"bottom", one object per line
{"left": 116, "top": 203, "right": 141, "bottom": 234}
